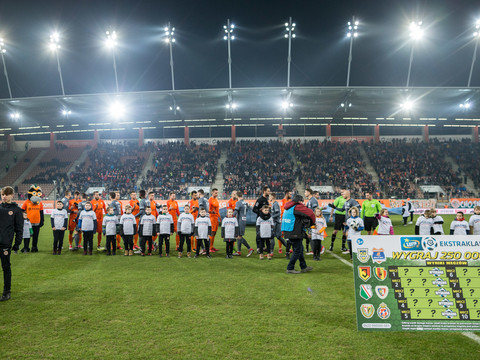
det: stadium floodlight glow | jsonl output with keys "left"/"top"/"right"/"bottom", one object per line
{"left": 164, "top": 22, "right": 176, "bottom": 91}
{"left": 0, "top": 38, "right": 12, "bottom": 98}
{"left": 467, "top": 20, "right": 480, "bottom": 87}
{"left": 284, "top": 17, "right": 296, "bottom": 88}
{"left": 108, "top": 102, "right": 126, "bottom": 118}
{"left": 225, "top": 102, "right": 237, "bottom": 110}
{"left": 223, "top": 19, "right": 235, "bottom": 89}
{"left": 401, "top": 100, "right": 415, "bottom": 111}
{"left": 281, "top": 101, "right": 293, "bottom": 110}
{"left": 406, "top": 21, "right": 423, "bottom": 87}
{"left": 49, "top": 32, "right": 66, "bottom": 96}
{"left": 341, "top": 103, "right": 352, "bottom": 108}
{"left": 346, "top": 17, "right": 359, "bottom": 87}
{"left": 459, "top": 102, "right": 472, "bottom": 109}
{"left": 10, "top": 111, "right": 20, "bottom": 120}
{"left": 61, "top": 109, "right": 72, "bottom": 116}
{"left": 105, "top": 29, "right": 119, "bottom": 92}
{"left": 169, "top": 105, "right": 180, "bottom": 111}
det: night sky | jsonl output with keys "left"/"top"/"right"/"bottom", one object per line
{"left": 0, "top": 0, "right": 478, "bottom": 99}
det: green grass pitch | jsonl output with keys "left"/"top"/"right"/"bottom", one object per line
{"left": 1, "top": 214, "right": 479, "bottom": 359}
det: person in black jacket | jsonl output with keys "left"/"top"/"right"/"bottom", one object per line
{"left": 0, "top": 186, "right": 23, "bottom": 301}
{"left": 282, "top": 194, "right": 315, "bottom": 274}
{"left": 252, "top": 186, "right": 271, "bottom": 253}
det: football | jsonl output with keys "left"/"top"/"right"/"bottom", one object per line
{"left": 349, "top": 218, "right": 360, "bottom": 230}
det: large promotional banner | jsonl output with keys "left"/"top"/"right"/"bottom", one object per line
{"left": 352, "top": 235, "right": 480, "bottom": 331}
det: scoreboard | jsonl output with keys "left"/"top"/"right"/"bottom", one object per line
{"left": 352, "top": 236, "right": 480, "bottom": 331}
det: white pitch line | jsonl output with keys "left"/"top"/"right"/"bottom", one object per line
{"left": 327, "top": 250, "right": 480, "bottom": 345}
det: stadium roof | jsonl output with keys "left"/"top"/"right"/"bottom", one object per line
{"left": 1, "top": 86, "right": 480, "bottom": 137}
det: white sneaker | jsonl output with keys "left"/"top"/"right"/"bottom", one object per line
{"left": 342, "top": 250, "right": 350, "bottom": 254}
{"left": 408, "top": 221, "right": 413, "bottom": 224}
{"left": 306, "top": 252, "right": 313, "bottom": 255}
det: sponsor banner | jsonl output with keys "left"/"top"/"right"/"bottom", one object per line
{"left": 353, "top": 235, "right": 480, "bottom": 331}
{"left": 450, "top": 198, "right": 480, "bottom": 209}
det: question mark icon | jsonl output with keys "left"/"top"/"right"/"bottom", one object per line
{"left": 466, "top": 279, "right": 471, "bottom": 286}
{"left": 477, "top": 268, "right": 480, "bottom": 276}
{"left": 470, "top": 289, "right": 475, "bottom": 296}
{"left": 422, "top": 279, "right": 427, "bottom": 286}
{"left": 425, "top": 288, "right": 430, "bottom": 295}
{"left": 463, "top": 268, "right": 468, "bottom": 276}
{"left": 428, "top": 299, "right": 433, "bottom": 306}
{"left": 474, "top": 299, "right": 479, "bottom": 306}
{"left": 419, "top": 268, "right": 424, "bottom": 275}
{"left": 407, "top": 278, "right": 412, "bottom": 285}
{"left": 404, "top": 268, "right": 409, "bottom": 275}
{"left": 413, "top": 299, "right": 418, "bottom": 306}
{"left": 410, "top": 289, "right": 415, "bottom": 295}
{"left": 477, "top": 310, "right": 480, "bottom": 317}
{"left": 431, "top": 310, "right": 436, "bottom": 317}
{"left": 416, "top": 310, "right": 421, "bottom": 315}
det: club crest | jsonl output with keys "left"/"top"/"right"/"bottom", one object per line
{"left": 360, "top": 304, "right": 375, "bottom": 319}
{"left": 374, "top": 267, "right": 387, "bottom": 281}
{"left": 357, "top": 248, "right": 369, "bottom": 263}
{"left": 371, "top": 248, "right": 386, "bottom": 264}
{"left": 358, "top": 266, "right": 371, "bottom": 282}
{"left": 375, "top": 285, "right": 389, "bottom": 299}
{"left": 359, "top": 284, "right": 373, "bottom": 300}
{"left": 377, "top": 302, "right": 390, "bottom": 319}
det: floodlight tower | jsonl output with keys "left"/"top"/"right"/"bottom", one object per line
{"left": 284, "top": 17, "right": 296, "bottom": 88}
{"left": 105, "top": 30, "right": 119, "bottom": 93}
{"left": 406, "top": 21, "right": 423, "bottom": 87}
{"left": 0, "top": 39, "right": 12, "bottom": 99}
{"left": 49, "top": 32, "right": 65, "bottom": 96}
{"left": 223, "top": 19, "right": 235, "bottom": 89}
{"left": 346, "top": 17, "right": 359, "bottom": 87}
{"left": 164, "top": 22, "right": 176, "bottom": 90}
{"left": 468, "top": 20, "right": 480, "bottom": 87}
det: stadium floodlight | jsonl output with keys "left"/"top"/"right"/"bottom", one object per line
{"left": 0, "top": 38, "right": 12, "bottom": 98}
{"left": 406, "top": 21, "right": 423, "bottom": 87}
{"left": 105, "top": 30, "right": 119, "bottom": 92}
{"left": 467, "top": 20, "right": 480, "bottom": 87}
{"left": 401, "top": 100, "right": 415, "bottom": 111}
{"left": 225, "top": 102, "right": 237, "bottom": 110}
{"left": 459, "top": 102, "right": 472, "bottom": 109}
{"left": 164, "top": 22, "right": 176, "bottom": 91}
{"left": 61, "top": 109, "right": 72, "bottom": 116}
{"left": 49, "top": 32, "right": 66, "bottom": 96}
{"left": 10, "top": 111, "right": 20, "bottom": 120}
{"left": 341, "top": 102, "right": 352, "bottom": 108}
{"left": 284, "top": 17, "right": 296, "bottom": 88}
{"left": 223, "top": 19, "right": 235, "bottom": 89}
{"left": 346, "top": 17, "right": 359, "bottom": 87}
{"left": 281, "top": 101, "right": 293, "bottom": 110}
{"left": 108, "top": 101, "right": 126, "bottom": 118}
{"left": 169, "top": 105, "right": 180, "bottom": 111}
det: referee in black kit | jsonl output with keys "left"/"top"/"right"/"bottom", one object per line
{"left": 0, "top": 186, "right": 23, "bottom": 301}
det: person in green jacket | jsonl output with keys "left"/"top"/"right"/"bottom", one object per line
{"left": 361, "top": 192, "right": 383, "bottom": 235}
{"left": 329, "top": 190, "right": 347, "bottom": 252}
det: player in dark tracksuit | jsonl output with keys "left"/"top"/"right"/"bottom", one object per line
{"left": 234, "top": 193, "right": 254, "bottom": 257}
{"left": 0, "top": 186, "right": 23, "bottom": 301}
{"left": 252, "top": 186, "right": 271, "bottom": 253}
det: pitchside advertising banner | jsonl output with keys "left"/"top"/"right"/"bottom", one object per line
{"left": 352, "top": 235, "right": 480, "bottom": 332}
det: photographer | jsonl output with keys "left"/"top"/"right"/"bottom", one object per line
{"left": 282, "top": 195, "right": 315, "bottom": 274}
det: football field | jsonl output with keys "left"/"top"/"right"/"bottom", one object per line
{"left": 1, "top": 215, "right": 479, "bottom": 359}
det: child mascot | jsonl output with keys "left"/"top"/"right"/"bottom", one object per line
{"left": 21, "top": 185, "right": 44, "bottom": 252}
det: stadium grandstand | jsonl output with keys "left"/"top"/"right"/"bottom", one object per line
{"left": 0, "top": 86, "right": 480, "bottom": 201}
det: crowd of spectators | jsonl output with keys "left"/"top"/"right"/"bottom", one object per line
{"left": 140, "top": 142, "right": 225, "bottom": 199}
{"left": 69, "top": 142, "right": 149, "bottom": 198}
{"left": 364, "top": 138, "right": 469, "bottom": 199}
{"left": 294, "top": 140, "right": 376, "bottom": 199}
{"left": 223, "top": 140, "right": 296, "bottom": 197}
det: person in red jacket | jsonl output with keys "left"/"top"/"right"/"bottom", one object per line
{"left": 283, "top": 194, "right": 315, "bottom": 274}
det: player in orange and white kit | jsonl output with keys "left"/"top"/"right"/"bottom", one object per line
{"left": 68, "top": 191, "right": 81, "bottom": 250}
{"left": 91, "top": 191, "right": 107, "bottom": 250}
{"left": 147, "top": 191, "right": 159, "bottom": 243}
{"left": 129, "top": 191, "right": 140, "bottom": 249}
{"left": 189, "top": 190, "right": 199, "bottom": 251}
{"left": 209, "top": 188, "right": 221, "bottom": 252}
{"left": 167, "top": 192, "right": 180, "bottom": 250}
{"left": 227, "top": 191, "right": 237, "bottom": 213}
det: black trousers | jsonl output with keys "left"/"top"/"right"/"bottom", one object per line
{"left": 158, "top": 234, "right": 170, "bottom": 255}
{"left": 1, "top": 248, "right": 11, "bottom": 293}
{"left": 140, "top": 236, "right": 153, "bottom": 254}
{"left": 53, "top": 230, "right": 65, "bottom": 252}
{"left": 196, "top": 239, "right": 210, "bottom": 256}
{"left": 83, "top": 231, "right": 94, "bottom": 252}
{"left": 32, "top": 225, "right": 41, "bottom": 250}
{"left": 106, "top": 235, "right": 116, "bottom": 254}
{"left": 123, "top": 235, "right": 133, "bottom": 251}
{"left": 178, "top": 234, "right": 191, "bottom": 253}
{"left": 311, "top": 239, "right": 322, "bottom": 257}
{"left": 225, "top": 240, "right": 234, "bottom": 255}
{"left": 256, "top": 237, "right": 273, "bottom": 254}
